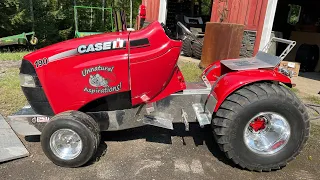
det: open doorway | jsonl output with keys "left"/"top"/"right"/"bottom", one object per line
{"left": 165, "top": 0, "right": 213, "bottom": 37}
{"left": 273, "top": 0, "right": 320, "bottom": 75}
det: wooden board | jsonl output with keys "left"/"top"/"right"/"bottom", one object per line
{"left": 210, "top": 0, "right": 268, "bottom": 55}
{"left": 280, "top": 61, "right": 301, "bottom": 77}
{"left": 200, "top": 22, "right": 244, "bottom": 68}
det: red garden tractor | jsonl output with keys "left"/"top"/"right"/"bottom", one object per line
{"left": 9, "top": 21, "right": 309, "bottom": 171}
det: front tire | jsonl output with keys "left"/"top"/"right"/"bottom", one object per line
{"left": 41, "top": 111, "right": 100, "bottom": 167}
{"left": 212, "top": 83, "right": 309, "bottom": 171}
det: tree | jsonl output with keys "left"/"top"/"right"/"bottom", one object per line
{"left": 0, "top": 0, "right": 20, "bottom": 37}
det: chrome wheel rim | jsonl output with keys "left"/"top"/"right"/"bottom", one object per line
{"left": 244, "top": 112, "right": 291, "bottom": 155}
{"left": 49, "top": 129, "right": 82, "bottom": 160}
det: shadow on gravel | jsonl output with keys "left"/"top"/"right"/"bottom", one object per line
{"left": 25, "top": 135, "right": 40, "bottom": 142}
{"left": 86, "top": 142, "right": 108, "bottom": 166}
{"left": 101, "top": 123, "right": 235, "bottom": 167}
{"left": 23, "top": 123, "right": 235, "bottom": 168}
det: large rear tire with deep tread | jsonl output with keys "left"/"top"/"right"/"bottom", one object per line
{"left": 212, "top": 82, "right": 309, "bottom": 171}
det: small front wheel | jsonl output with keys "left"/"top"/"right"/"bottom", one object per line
{"left": 41, "top": 111, "right": 100, "bottom": 167}
{"left": 212, "top": 83, "right": 309, "bottom": 171}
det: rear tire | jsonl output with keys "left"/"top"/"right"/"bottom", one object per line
{"left": 41, "top": 111, "right": 100, "bottom": 167}
{"left": 212, "top": 82, "right": 309, "bottom": 171}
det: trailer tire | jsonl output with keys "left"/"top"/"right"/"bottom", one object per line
{"left": 192, "top": 38, "right": 203, "bottom": 59}
{"left": 212, "top": 82, "right": 309, "bottom": 171}
{"left": 182, "top": 36, "right": 193, "bottom": 57}
{"left": 41, "top": 111, "right": 100, "bottom": 167}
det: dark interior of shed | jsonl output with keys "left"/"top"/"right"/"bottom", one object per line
{"left": 273, "top": 0, "right": 320, "bottom": 72}
{"left": 165, "top": 0, "right": 213, "bottom": 36}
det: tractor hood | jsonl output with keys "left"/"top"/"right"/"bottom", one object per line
{"left": 20, "top": 30, "right": 131, "bottom": 115}
{"left": 23, "top": 31, "right": 130, "bottom": 66}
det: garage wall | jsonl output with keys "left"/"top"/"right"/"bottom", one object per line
{"left": 142, "top": 0, "right": 160, "bottom": 22}
{"left": 210, "top": 0, "right": 268, "bottom": 54}
{"left": 210, "top": 0, "right": 266, "bottom": 29}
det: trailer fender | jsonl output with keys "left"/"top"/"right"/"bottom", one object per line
{"left": 212, "top": 69, "right": 292, "bottom": 112}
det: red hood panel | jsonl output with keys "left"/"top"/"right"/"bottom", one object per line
{"left": 21, "top": 22, "right": 184, "bottom": 114}
{"left": 22, "top": 31, "right": 130, "bottom": 114}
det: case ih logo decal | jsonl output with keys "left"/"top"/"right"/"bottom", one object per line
{"left": 82, "top": 65, "right": 122, "bottom": 94}
{"left": 77, "top": 38, "right": 125, "bottom": 54}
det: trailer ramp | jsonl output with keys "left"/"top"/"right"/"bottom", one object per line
{"left": 0, "top": 114, "right": 29, "bottom": 163}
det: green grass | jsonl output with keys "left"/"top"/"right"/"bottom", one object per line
{"left": 291, "top": 88, "right": 299, "bottom": 93}
{"left": 0, "top": 51, "right": 30, "bottom": 61}
{"left": 283, "top": 85, "right": 299, "bottom": 93}
{"left": 305, "top": 95, "right": 320, "bottom": 105}
{"left": 0, "top": 68, "right": 27, "bottom": 116}
{"left": 178, "top": 62, "right": 202, "bottom": 82}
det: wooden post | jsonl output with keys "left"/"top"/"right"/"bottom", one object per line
{"left": 200, "top": 22, "right": 244, "bottom": 68}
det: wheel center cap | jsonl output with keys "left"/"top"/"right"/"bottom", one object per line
{"left": 250, "top": 118, "right": 266, "bottom": 132}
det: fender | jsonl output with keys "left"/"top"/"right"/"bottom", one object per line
{"left": 212, "top": 69, "right": 292, "bottom": 112}
{"left": 149, "top": 66, "right": 186, "bottom": 103}
{"left": 202, "top": 61, "right": 221, "bottom": 81}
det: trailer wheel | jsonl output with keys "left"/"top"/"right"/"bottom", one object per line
{"left": 212, "top": 82, "right": 309, "bottom": 171}
{"left": 41, "top": 111, "right": 100, "bottom": 167}
{"left": 192, "top": 38, "right": 203, "bottom": 59}
{"left": 182, "top": 36, "right": 193, "bottom": 57}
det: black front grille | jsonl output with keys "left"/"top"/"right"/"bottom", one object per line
{"left": 21, "top": 87, "right": 48, "bottom": 102}
{"left": 20, "top": 60, "right": 54, "bottom": 115}
{"left": 20, "top": 60, "right": 36, "bottom": 74}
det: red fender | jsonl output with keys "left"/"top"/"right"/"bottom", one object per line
{"left": 212, "top": 69, "right": 292, "bottom": 112}
{"left": 202, "top": 61, "right": 221, "bottom": 81}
